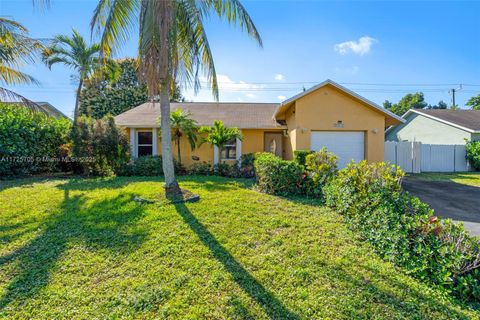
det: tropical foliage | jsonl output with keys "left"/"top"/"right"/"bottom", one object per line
{"left": 466, "top": 94, "right": 480, "bottom": 110}
{"left": 0, "top": 102, "right": 71, "bottom": 176}
{"left": 0, "top": 17, "right": 44, "bottom": 111}
{"left": 384, "top": 92, "right": 448, "bottom": 116}
{"left": 42, "top": 29, "right": 101, "bottom": 121}
{"left": 80, "top": 58, "right": 149, "bottom": 119}
{"left": 199, "top": 120, "right": 242, "bottom": 154}
{"left": 465, "top": 140, "right": 480, "bottom": 170}
{"left": 162, "top": 109, "right": 198, "bottom": 166}
{"left": 70, "top": 115, "right": 129, "bottom": 176}
{"left": 90, "top": 0, "right": 262, "bottom": 194}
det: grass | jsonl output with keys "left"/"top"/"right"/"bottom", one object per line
{"left": 0, "top": 176, "right": 479, "bottom": 319}
{"left": 409, "top": 172, "right": 480, "bottom": 187}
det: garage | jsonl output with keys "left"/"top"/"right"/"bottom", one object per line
{"left": 310, "top": 131, "right": 365, "bottom": 168}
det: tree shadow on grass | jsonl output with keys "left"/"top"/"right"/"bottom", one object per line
{"left": 173, "top": 201, "right": 300, "bottom": 320}
{"left": 0, "top": 182, "right": 147, "bottom": 310}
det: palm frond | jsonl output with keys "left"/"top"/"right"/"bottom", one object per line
{"left": 91, "top": 0, "right": 139, "bottom": 58}
{"left": 0, "top": 86, "right": 46, "bottom": 113}
{"left": 0, "top": 65, "right": 40, "bottom": 86}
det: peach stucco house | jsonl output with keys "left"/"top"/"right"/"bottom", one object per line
{"left": 114, "top": 79, "right": 404, "bottom": 168}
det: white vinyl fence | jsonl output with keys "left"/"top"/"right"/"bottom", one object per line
{"left": 385, "top": 141, "right": 470, "bottom": 173}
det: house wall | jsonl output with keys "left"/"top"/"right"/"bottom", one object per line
{"left": 124, "top": 127, "right": 281, "bottom": 166}
{"left": 385, "top": 113, "right": 472, "bottom": 145}
{"left": 286, "top": 85, "right": 386, "bottom": 162}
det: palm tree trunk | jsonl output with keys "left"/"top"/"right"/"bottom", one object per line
{"left": 157, "top": 0, "right": 180, "bottom": 195}
{"left": 177, "top": 138, "right": 182, "bottom": 166}
{"left": 160, "top": 85, "right": 180, "bottom": 194}
{"left": 73, "top": 78, "right": 83, "bottom": 123}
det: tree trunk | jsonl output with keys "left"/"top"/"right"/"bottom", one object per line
{"left": 73, "top": 78, "right": 83, "bottom": 123}
{"left": 160, "top": 85, "right": 180, "bottom": 194}
{"left": 157, "top": 0, "right": 180, "bottom": 195}
{"left": 176, "top": 137, "right": 182, "bottom": 165}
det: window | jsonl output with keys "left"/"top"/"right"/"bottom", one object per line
{"left": 137, "top": 131, "right": 153, "bottom": 156}
{"left": 220, "top": 138, "right": 237, "bottom": 160}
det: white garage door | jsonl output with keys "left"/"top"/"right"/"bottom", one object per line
{"left": 311, "top": 131, "right": 365, "bottom": 168}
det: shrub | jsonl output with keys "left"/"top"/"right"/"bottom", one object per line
{"left": 0, "top": 103, "right": 71, "bottom": 176}
{"left": 304, "top": 148, "right": 338, "bottom": 199}
{"left": 465, "top": 140, "right": 480, "bottom": 170}
{"left": 324, "top": 161, "right": 480, "bottom": 301}
{"left": 71, "top": 115, "right": 129, "bottom": 176}
{"left": 254, "top": 152, "right": 306, "bottom": 196}
{"left": 293, "top": 150, "right": 314, "bottom": 167}
{"left": 118, "top": 155, "right": 186, "bottom": 176}
{"left": 188, "top": 162, "right": 213, "bottom": 176}
{"left": 238, "top": 153, "right": 256, "bottom": 178}
{"left": 118, "top": 156, "right": 163, "bottom": 176}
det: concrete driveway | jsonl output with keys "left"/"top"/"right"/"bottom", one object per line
{"left": 402, "top": 177, "right": 480, "bottom": 237}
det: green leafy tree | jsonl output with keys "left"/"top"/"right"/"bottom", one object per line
{"left": 383, "top": 92, "right": 428, "bottom": 116}
{"left": 466, "top": 95, "right": 480, "bottom": 110}
{"left": 80, "top": 59, "right": 148, "bottom": 118}
{"left": 428, "top": 100, "right": 448, "bottom": 109}
{"left": 80, "top": 58, "right": 185, "bottom": 119}
{"left": 199, "top": 120, "right": 242, "bottom": 161}
{"left": 161, "top": 109, "right": 198, "bottom": 166}
{"left": 42, "top": 29, "right": 101, "bottom": 122}
{"left": 0, "top": 17, "right": 45, "bottom": 111}
{"left": 91, "top": 0, "right": 261, "bottom": 195}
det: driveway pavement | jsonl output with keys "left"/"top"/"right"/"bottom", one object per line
{"left": 402, "top": 177, "right": 480, "bottom": 237}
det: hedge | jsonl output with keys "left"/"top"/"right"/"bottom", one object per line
{"left": 0, "top": 103, "right": 71, "bottom": 176}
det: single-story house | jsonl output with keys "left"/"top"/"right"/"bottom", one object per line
{"left": 385, "top": 109, "right": 480, "bottom": 145}
{"left": 115, "top": 79, "right": 404, "bottom": 168}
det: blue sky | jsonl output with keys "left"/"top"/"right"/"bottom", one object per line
{"left": 2, "top": 0, "right": 480, "bottom": 117}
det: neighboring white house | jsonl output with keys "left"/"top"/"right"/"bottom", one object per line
{"left": 386, "top": 109, "right": 480, "bottom": 145}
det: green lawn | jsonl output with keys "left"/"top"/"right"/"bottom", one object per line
{"left": 0, "top": 176, "right": 478, "bottom": 319}
{"left": 409, "top": 172, "right": 480, "bottom": 187}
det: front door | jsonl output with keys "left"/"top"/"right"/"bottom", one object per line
{"left": 264, "top": 132, "right": 283, "bottom": 158}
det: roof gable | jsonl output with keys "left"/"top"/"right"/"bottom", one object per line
{"left": 274, "top": 79, "right": 404, "bottom": 125}
{"left": 402, "top": 109, "right": 480, "bottom": 133}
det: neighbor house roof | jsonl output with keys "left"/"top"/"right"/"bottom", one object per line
{"left": 405, "top": 109, "right": 480, "bottom": 133}
{"left": 274, "top": 79, "right": 405, "bottom": 125}
{"left": 4, "top": 101, "right": 69, "bottom": 119}
{"left": 114, "top": 102, "right": 285, "bottom": 129}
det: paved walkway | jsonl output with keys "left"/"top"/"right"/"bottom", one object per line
{"left": 402, "top": 178, "right": 480, "bottom": 237}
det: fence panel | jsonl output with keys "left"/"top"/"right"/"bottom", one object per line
{"left": 385, "top": 142, "right": 469, "bottom": 173}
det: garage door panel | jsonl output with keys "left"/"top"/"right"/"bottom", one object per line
{"left": 311, "top": 131, "right": 364, "bottom": 168}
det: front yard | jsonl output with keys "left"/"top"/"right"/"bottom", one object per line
{"left": 0, "top": 176, "right": 478, "bottom": 319}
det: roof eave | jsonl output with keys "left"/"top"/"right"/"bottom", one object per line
{"left": 409, "top": 109, "right": 478, "bottom": 133}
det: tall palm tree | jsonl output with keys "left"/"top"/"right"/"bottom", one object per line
{"left": 91, "top": 0, "right": 262, "bottom": 195}
{"left": 199, "top": 120, "right": 242, "bottom": 161}
{"left": 42, "top": 29, "right": 101, "bottom": 122}
{"left": 166, "top": 109, "right": 198, "bottom": 166}
{"left": 0, "top": 17, "right": 44, "bottom": 111}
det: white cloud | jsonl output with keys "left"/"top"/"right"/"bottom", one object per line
{"left": 246, "top": 93, "right": 256, "bottom": 98}
{"left": 334, "top": 36, "right": 377, "bottom": 56}
{"left": 277, "top": 95, "right": 286, "bottom": 101}
{"left": 274, "top": 74, "right": 285, "bottom": 81}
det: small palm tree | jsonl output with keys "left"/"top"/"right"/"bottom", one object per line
{"left": 0, "top": 17, "right": 44, "bottom": 111}
{"left": 200, "top": 120, "right": 242, "bottom": 162}
{"left": 161, "top": 109, "right": 198, "bottom": 166}
{"left": 42, "top": 29, "right": 100, "bottom": 122}
{"left": 91, "top": 0, "right": 261, "bottom": 195}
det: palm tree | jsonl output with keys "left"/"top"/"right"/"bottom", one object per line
{"left": 42, "top": 29, "right": 101, "bottom": 122}
{"left": 91, "top": 0, "right": 262, "bottom": 195}
{"left": 0, "top": 17, "right": 45, "bottom": 112}
{"left": 200, "top": 120, "right": 242, "bottom": 162}
{"left": 164, "top": 109, "right": 198, "bottom": 166}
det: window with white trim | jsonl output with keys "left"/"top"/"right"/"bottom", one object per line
{"left": 220, "top": 138, "right": 237, "bottom": 160}
{"left": 137, "top": 131, "right": 153, "bottom": 156}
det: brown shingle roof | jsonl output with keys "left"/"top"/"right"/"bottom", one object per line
{"left": 413, "top": 109, "right": 480, "bottom": 132}
{"left": 114, "top": 102, "right": 285, "bottom": 129}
